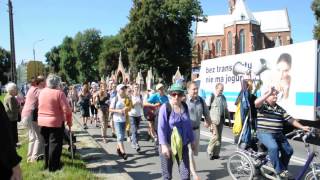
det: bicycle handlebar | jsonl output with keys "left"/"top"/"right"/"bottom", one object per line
{"left": 286, "top": 128, "right": 317, "bottom": 143}
{"left": 285, "top": 129, "right": 303, "bottom": 137}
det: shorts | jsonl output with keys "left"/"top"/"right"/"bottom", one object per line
{"left": 114, "top": 121, "right": 126, "bottom": 142}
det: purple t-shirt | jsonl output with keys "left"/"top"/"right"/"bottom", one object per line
{"left": 157, "top": 103, "right": 194, "bottom": 146}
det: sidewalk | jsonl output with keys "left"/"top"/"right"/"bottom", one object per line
{"left": 72, "top": 113, "right": 133, "bottom": 180}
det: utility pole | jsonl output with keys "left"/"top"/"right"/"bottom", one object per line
{"left": 8, "top": 0, "right": 17, "bottom": 83}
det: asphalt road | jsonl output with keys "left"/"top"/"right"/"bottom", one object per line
{"left": 74, "top": 113, "right": 317, "bottom": 180}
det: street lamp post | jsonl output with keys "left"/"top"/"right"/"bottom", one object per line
{"left": 32, "top": 39, "right": 44, "bottom": 77}
{"left": 33, "top": 39, "right": 44, "bottom": 60}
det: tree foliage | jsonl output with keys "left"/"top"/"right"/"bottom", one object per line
{"left": 73, "top": 29, "right": 102, "bottom": 82}
{"left": 312, "top": 0, "right": 320, "bottom": 39}
{"left": 98, "top": 35, "right": 129, "bottom": 76}
{"left": 45, "top": 46, "right": 61, "bottom": 73}
{"left": 121, "top": 0, "right": 203, "bottom": 82}
{"left": 45, "top": 29, "right": 103, "bottom": 83}
{"left": 0, "top": 47, "right": 11, "bottom": 84}
{"left": 59, "top": 37, "right": 78, "bottom": 83}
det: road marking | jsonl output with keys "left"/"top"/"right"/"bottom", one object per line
{"left": 200, "top": 130, "right": 305, "bottom": 165}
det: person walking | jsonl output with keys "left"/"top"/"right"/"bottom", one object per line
{"left": 95, "top": 83, "right": 110, "bottom": 143}
{"left": 90, "top": 84, "right": 98, "bottom": 127}
{"left": 207, "top": 83, "right": 229, "bottom": 160}
{"left": 68, "top": 85, "right": 78, "bottom": 112}
{"left": 3, "top": 82, "right": 21, "bottom": 146}
{"left": 38, "top": 74, "right": 72, "bottom": 172}
{"left": 78, "top": 83, "right": 91, "bottom": 129}
{"left": 21, "top": 76, "right": 46, "bottom": 163}
{"left": 145, "top": 83, "right": 169, "bottom": 144}
{"left": 128, "top": 83, "right": 143, "bottom": 152}
{"left": 109, "top": 84, "right": 132, "bottom": 160}
{"left": 158, "top": 83, "right": 195, "bottom": 180}
{"left": 186, "top": 81, "right": 212, "bottom": 180}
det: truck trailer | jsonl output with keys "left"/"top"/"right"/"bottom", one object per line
{"left": 198, "top": 40, "right": 320, "bottom": 121}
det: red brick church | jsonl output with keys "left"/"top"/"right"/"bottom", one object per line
{"left": 192, "top": 0, "right": 292, "bottom": 77}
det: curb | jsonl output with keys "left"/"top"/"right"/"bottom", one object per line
{"left": 72, "top": 114, "right": 133, "bottom": 180}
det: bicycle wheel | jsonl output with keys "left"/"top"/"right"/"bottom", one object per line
{"left": 305, "top": 170, "right": 320, "bottom": 180}
{"left": 227, "top": 151, "right": 255, "bottom": 180}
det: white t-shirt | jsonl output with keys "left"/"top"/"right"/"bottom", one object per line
{"left": 128, "top": 94, "right": 143, "bottom": 117}
{"left": 110, "top": 96, "right": 126, "bottom": 123}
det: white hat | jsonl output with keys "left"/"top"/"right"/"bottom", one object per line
{"left": 116, "top": 84, "right": 127, "bottom": 91}
{"left": 156, "top": 83, "right": 164, "bottom": 90}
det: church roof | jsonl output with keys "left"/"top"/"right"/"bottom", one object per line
{"left": 231, "top": 0, "right": 257, "bottom": 23}
{"left": 196, "top": 8, "right": 290, "bottom": 36}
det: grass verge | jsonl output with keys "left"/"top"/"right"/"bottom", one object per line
{"left": 17, "top": 130, "right": 100, "bottom": 180}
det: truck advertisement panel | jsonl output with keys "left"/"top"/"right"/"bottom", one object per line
{"left": 199, "top": 40, "right": 318, "bottom": 121}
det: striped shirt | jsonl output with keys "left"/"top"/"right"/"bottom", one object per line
{"left": 256, "top": 102, "right": 293, "bottom": 133}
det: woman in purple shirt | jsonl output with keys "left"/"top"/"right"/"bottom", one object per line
{"left": 158, "top": 83, "right": 195, "bottom": 180}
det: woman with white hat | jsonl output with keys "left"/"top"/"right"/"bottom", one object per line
{"left": 109, "top": 84, "right": 132, "bottom": 160}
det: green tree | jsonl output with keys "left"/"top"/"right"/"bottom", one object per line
{"left": 0, "top": 47, "right": 11, "bottom": 84}
{"left": 121, "top": 0, "right": 203, "bottom": 82}
{"left": 312, "top": 0, "right": 320, "bottom": 39}
{"left": 45, "top": 46, "right": 61, "bottom": 73}
{"left": 59, "top": 37, "right": 78, "bottom": 83}
{"left": 98, "top": 35, "right": 129, "bottom": 77}
{"left": 73, "top": 29, "right": 102, "bottom": 82}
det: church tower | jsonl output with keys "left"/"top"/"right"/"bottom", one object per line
{"left": 229, "top": 0, "right": 236, "bottom": 14}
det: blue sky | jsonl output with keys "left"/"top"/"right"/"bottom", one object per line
{"left": 0, "top": 0, "right": 315, "bottom": 65}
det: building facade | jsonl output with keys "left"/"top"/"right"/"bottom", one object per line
{"left": 192, "top": 0, "right": 292, "bottom": 78}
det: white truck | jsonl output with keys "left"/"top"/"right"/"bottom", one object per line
{"left": 198, "top": 40, "right": 320, "bottom": 121}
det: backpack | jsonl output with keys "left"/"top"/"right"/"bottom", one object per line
{"left": 165, "top": 101, "right": 189, "bottom": 121}
{"left": 208, "top": 93, "right": 215, "bottom": 110}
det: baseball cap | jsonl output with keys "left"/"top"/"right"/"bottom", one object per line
{"left": 116, "top": 84, "right": 127, "bottom": 91}
{"left": 168, "top": 83, "right": 185, "bottom": 93}
{"left": 156, "top": 83, "right": 164, "bottom": 90}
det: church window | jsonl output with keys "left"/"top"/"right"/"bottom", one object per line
{"left": 252, "top": 32, "right": 257, "bottom": 50}
{"left": 228, "top": 32, "right": 232, "bottom": 55}
{"left": 201, "top": 40, "right": 206, "bottom": 54}
{"left": 215, "top": 39, "right": 222, "bottom": 56}
{"left": 239, "top": 29, "right": 245, "bottom": 53}
{"left": 241, "top": 14, "right": 245, "bottom": 20}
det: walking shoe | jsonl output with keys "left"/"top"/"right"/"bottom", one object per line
{"left": 122, "top": 153, "right": 128, "bottom": 160}
{"left": 83, "top": 124, "right": 88, "bottom": 129}
{"left": 154, "top": 137, "right": 158, "bottom": 146}
{"left": 278, "top": 170, "right": 292, "bottom": 179}
{"left": 209, "top": 154, "right": 215, "bottom": 160}
{"left": 209, "top": 154, "right": 221, "bottom": 160}
{"left": 136, "top": 144, "right": 141, "bottom": 152}
{"left": 36, "top": 154, "right": 44, "bottom": 161}
{"left": 112, "top": 133, "right": 117, "bottom": 138}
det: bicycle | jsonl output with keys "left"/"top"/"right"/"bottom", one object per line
{"left": 227, "top": 128, "right": 320, "bottom": 180}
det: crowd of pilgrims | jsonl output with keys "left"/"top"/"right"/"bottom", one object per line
{"left": 1, "top": 72, "right": 309, "bottom": 180}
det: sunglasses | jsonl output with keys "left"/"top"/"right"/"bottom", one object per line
{"left": 170, "top": 92, "right": 183, "bottom": 97}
